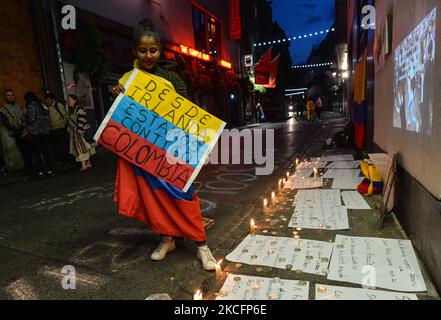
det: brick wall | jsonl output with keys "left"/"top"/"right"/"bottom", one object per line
{"left": 0, "top": 0, "right": 50, "bottom": 104}
{"left": 0, "top": 0, "right": 58, "bottom": 170}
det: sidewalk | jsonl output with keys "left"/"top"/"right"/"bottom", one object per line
{"left": 203, "top": 122, "right": 440, "bottom": 300}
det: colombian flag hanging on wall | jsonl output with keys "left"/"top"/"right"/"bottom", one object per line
{"left": 353, "top": 49, "right": 367, "bottom": 149}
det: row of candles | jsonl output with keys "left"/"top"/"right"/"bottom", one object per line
{"left": 194, "top": 158, "right": 319, "bottom": 300}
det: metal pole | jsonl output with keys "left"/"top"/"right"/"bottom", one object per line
{"left": 48, "top": 0, "right": 68, "bottom": 101}
{"left": 30, "top": 0, "right": 49, "bottom": 92}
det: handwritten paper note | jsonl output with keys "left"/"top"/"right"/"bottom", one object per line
{"left": 328, "top": 235, "right": 427, "bottom": 292}
{"left": 341, "top": 191, "right": 371, "bottom": 210}
{"left": 284, "top": 177, "right": 323, "bottom": 190}
{"left": 331, "top": 176, "right": 364, "bottom": 190}
{"left": 289, "top": 205, "right": 349, "bottom": 230}
{"left": 296, "top": 160, "right": 328, "bottom": 170}
{"left": 293, "top": 189, "right": 342, "bottom": 207}
{"left": 326, "top": 161, "right": 361, "bottom": 169}
{"left": 216, "top": 274, "right": 309, "bottom": 300}
{"left": 226, "top": 235, "right": 334, "bottom": 276}
{"left": 314, "top": 284, "right": 418, "bottom": 300}
{"left": 323, "top": 169, "right": 360, "bottom": 179}
{"left": 323, "top": 154, "right": 354, "bottom": 162}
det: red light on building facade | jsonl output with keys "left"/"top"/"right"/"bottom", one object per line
{"left": 180, "top": 45, "right": 211, "bottom": 61}
{"left": 180, "top": 45, "right": 231, "bottom": 68}
{"left": 220, "top": 60, "right": 232, "bottom": 69}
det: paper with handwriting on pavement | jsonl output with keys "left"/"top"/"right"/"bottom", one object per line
{"left": 323, "top": 169, "right": 364, "bottom": 190}
{"left": 314, "top": 284, "right": 418, "bottom": 300}
{"left": 326, "top": 160, "right": 361, "bottom": 169}
{"left": 284, "top": 177, "right": 323, "bottom": 190}
{"left": 289, "top": 205, "right": 349, "bottom": 230}
{"left": 328, "top": 235, "right": 427, "bottom": 292}
{"left": 296, "top": 160, "right": 328, "bottom": 170}
{"left": 292, "top": 189, "right": 342, "bottom": 207}
{"left": 226, "top": 235, "right": 334, "bottom": 276}
{"left": 323, "top": 154, "right": 355, "bottom": 162}
{"left": 216, "top": 274, "right": 309, "bottom": 300}
{"left": 341, "top": 191, "right": 371, "bottom": 210}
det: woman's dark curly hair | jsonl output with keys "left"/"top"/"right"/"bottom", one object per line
{"left": 133, "top": 19, "right": 161, "bottom": 48}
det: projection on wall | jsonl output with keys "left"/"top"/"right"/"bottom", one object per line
{"left": 394, "top": 8, "right": 436, "bottom": 135}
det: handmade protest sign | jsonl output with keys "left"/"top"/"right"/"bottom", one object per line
{"left": 94, "top": 69, "right": 226, "bottom": 192}
{"left": 226, "top": 235, "right": 334, "bottom": 276}
{"left": 328, "top": 235, "right": 427, "bottom": 292}
{"left": 217, "top": 274, "right": 310, "bottom": 300}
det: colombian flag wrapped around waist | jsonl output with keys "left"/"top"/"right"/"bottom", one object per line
{"left": 114, "top": 158, "right": 206, "bottom": 242}
{"left": 96, "top": 66, "right": 225, "bottom": 242}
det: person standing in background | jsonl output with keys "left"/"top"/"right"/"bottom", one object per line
{"left": 45, "top": 93, "right": 70, "bottom": 163}
{"left": 67, "top": 94, "right": 95, "bottom": 172}
{"left": 24, "top": 92, "right": 54, "bottom": 178}
{"left": 315, "top": 97, "right": 323, "bottom": 121}
{"left": 306, "top": 98, "right": 315, "bottom": 123}
{"left": 0, "top": 137, "right": 8, "bottom": 176}
{"left": 0, "top": 90, "right": 34, "bottom": 177}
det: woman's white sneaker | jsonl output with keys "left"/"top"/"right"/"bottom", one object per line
{"left": 197, "top": 245, "right": 217, "bottom": 271}
{"left": 150, "top": 238, "right": 176, "bottom": 261}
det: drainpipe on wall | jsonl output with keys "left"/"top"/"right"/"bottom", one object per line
{"left": 48, "top": 0, "right": 68, "bottom": 101}
{"left": 29, "top": 0, "right": 49, "bottom": 92}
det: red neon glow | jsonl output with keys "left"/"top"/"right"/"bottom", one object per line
{"left": 180, "top": 45, "right": 211, "bottom": 61}
{"left": 220, "top": 60, "right": 232, "bottom": 69}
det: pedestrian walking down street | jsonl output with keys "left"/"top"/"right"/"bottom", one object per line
{"left": 45, "top": 93, "right": 70, "bottom": 163}
{"left": 24, "top": 92, "right": 54, "bottom": 178}
{"left": 67, "top": 95, "right": 95, "bottom": 172}
{"left": 306, "top": 98, "right": 315, "bottom": 122}
{"left": 315, "top": 97, "right": 323, "bottom": 121}
{"left": 0, "top": 90, "right": 34, "bottom": 176}
{"left": 111, "top": 19, "right": 218, "bottom": 271}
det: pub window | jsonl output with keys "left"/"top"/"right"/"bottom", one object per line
{"left": 192, "top": 6, "right": 222, "bottom": 57}
{"left": 192, "top": 7, "right": 207, "bottom": 53}
{"left": 208, "top": 16, "right": 221, "bottom": 57}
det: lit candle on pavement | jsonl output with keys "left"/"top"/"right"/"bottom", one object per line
{"left": 278, "top": 179, "right": 282, "bottom": 190}
{"left": 216, "top": 259, "right": 223, "bottom": 279}
{"left": 313, "top": 168, "right": 318, "bottom": 180}
{"left": 287, "top": 172, "right": 290, "bottom": 179}
{"left": 263, "top": 199, "right": 268, "bottom": 211}
{"left": 296, "top": 159, "right": 299, "bottom": 168}
{"left": 250, "top": 219, "right": 256, "bottom": 233}
{"left": 194, "top": 290, "right": 203, "bottom": 300}
{"left": 271, "top": 192, "right": 276, "bottom": 203}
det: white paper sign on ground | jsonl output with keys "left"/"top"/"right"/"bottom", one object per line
{"left": 341, "top": 191, "right": 371, "bottom": 210}
{"left": 284, "top": 177, "right": 323, "bottom": 190}
{"left": 226, "top": 235, "right": 334, "bottom": 276}
{"left": 296, "top": 160, "right": 328, "bottom": 170}
{"left": 331, "top": 176, "right": 364, "bottom": 190}
{"left": 314, "top": 284, "right": 418, "bottom": 300}
{"left": 323, "top": 154, "right": 355, "bottom": 162}
{"left": 293, "top": 189, "right": 342, "bottom": 207}
{"left": 327, "top": 161, "right": 361, "bottom": 169}
{"left": 216, "top": 274, "right": 309, "bottom": 300}
{"left": 323, "top": 169, "right": 361, "bottom": 179}
{"left": 293, "top": 169, "right": 313, "bottom": 178}
{"left": 328, "top": 235, "right": 427, "bottom": 292}
{"left": 289, "top": 206, "right": 349, "bottom": 230}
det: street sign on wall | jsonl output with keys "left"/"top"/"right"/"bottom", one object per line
{"left": 244, "top": 54, "right": 253, "bottom": 67}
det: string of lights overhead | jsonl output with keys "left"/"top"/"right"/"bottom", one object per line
{"left": 292, "top": 62, "right": 333, "bottom": 69}
{"left": 253, "top": 28, "right": 335, "bottom": 47}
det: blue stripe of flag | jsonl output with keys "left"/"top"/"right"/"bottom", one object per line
{"left": 111, "top": 95, "right": 208, "bottom": 169}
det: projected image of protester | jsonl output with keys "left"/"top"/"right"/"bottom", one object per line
{"left": 394, "top": 8, "right": 436, "bottom": 135}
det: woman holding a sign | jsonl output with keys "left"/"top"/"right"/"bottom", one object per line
{"left": 111, "top": 20, "right": 218, "bottom": 271}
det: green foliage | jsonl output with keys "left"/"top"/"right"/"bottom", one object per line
{"left": 73, "top": 18, "right": 112, "bottom": 81}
